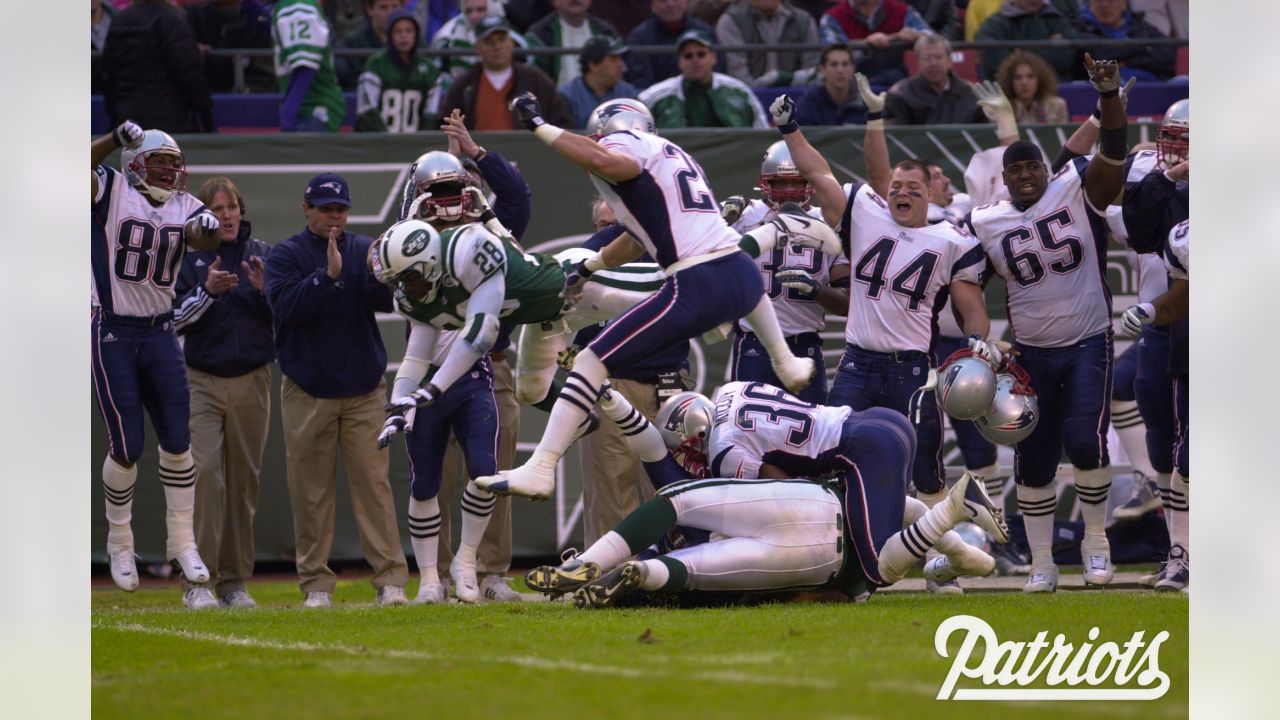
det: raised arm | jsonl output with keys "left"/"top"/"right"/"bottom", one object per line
{"left": 856, "top": 73, "right": 891, "bottom": 199}
{"left": 91, "top": 121, "right": 143, "bottom": 202}
{"left": 1081, "top": 55, "right": 1129, "bottom": 210}
{"left": 508, "top": 93, "right": 641, "bottom": 182}
{"left": 767, "top": 93, "right": 846, "bottom": 227}
{"left": 1052, "top": 77, "right": 1136, "bottom": 174}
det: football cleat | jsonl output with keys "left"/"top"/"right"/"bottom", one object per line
{"left": 573, "top": 561, "right": 647, "bottom": 609}
{"left": 480, "top": 575, "right": 525, "bottom": 602}
{"left": 772, "top": 355, "right": 816, "bottom": 394}
{"left": 412, "top": 582, "right": 447, "bottom": 605}
{"left": 948, "top": 472, "right": 1010, "bottom": 544}
{"left": 183, "top": 586, "right": 221, "bottom": 610}
{"left": 1138, "top": 562, "right": 1166, "bottom": 588}
{"left": 927, "top": 545, "right": 996, "bottom": 583}
{"left": 524, "top": 549, "right": 602, "bottom": 598}
{"left": 474, "top": 450, "right": 557, "bottom": 500}
{"left": 1155, "top": 545, "right": 1188, "bottom": 593}
{"left": 108, "top": 546, "right": 139, "bottom": 592}
{"left": 1081, "top": 536, "right": 1114, "bottom": 586}
{"left": 449, "top": 555, "right": 480, "bottom": 603}
{"left": 992, "top": 542, "right": 1032, "bottom": 575}
{"left": 1023, "top": 564, "right": 1059, "bottom": 594}
{"left": 172, "top": 549, "right": 210, "bottom": 584}
{"left": 375, "top": 585, "right": 409, "bottom": 607}
{"left": 303, "top": 591, "right": 332, "bottom": 608}
{"left": 1112, "top": 472, "right": 1161, "bottom": 522}
{"left": 221, "top": 590, "right": 257, "bottom": 609}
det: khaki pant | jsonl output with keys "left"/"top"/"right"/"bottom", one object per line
{"left": 184, "top": 365, "right": 271, "bottom": 596}
{"left": 578, "top": 378, "right": 660, "bottom": 546}
{"left": 436, "top": 355, "right": 516, "bottom": 576}
{"left": 281, "top": 376, "right": 408, "bottom": 593}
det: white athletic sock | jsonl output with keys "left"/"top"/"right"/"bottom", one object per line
{"left": 1073, "top": 466, "right": 1112, "bottom": 539}
{"left": 1111, "top": 399, "right": 1157, "bottom": 478}
{"left": 578, "top": 530, "right": 632, "bottom": 571}
{"left": 916, "top": 489, "right": 949, "bottom": 560}
{"left": 102, "top": 455, "right": 137, "bottom": 549}
{"left": 1017, "top": 484, "right": 1058, "bottom": 567}
{"left": 905, "top": 490, "right": 970, "bottom": 557}
{"left": 1167, "top": 471, "right": 1189, "bottom": 549}
{"left": 902, "top": 496, "right": 927, "bottom": 525}
{"left": 879, "top": 497, "right": 961, "bottom": 583}
{"left": 601, "top": 390, "right": 668, "bottom": 463}
{"left": 458, "top": 481, "right": 496, "bottom": 561}
{"left": 535, "top": 350, "right": 606, "bottom": 458}
{"left": 158, "top": 449, "right": 197, "bottom": 558}
{"left": 1156, "top": 471, "right": 1174, "bottom": 537}
{"left": 743, "top": 295, "right": 796, "bottom": 364}
{"left": 974, "top": 463, "right": 1004, "bottom": 508}
{"left": 407, "top": 497, "right": 442, "bottom": 583}
{"left": 639, "top": 559, "right": 669, "bottom": 591}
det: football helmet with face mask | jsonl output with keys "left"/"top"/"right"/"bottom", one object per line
{"left": 1156, "top": 98, "right": 1189, "bottom": 168}
{"left": 585, "top": 98, "right": 655, "bottom": 139}
{"left": 403, "top": 151, "right": 474, "bottom": 223}
{"left": 374, "top": 219, "right": 445, "bottom": 304}
{"left": 757, "top": 140, "right": 813, "bottom": 209}
{"left": 121, "top": 130, "right": 187, "bottom": 203}
{"left": 655, "top": 391, "right": 716, "bottom": 476}
{"left": 936, "top": 349, "right": 999, "bottom": 421}
{"left": 975, "top": 362, "right": 1039, "bottom": 445}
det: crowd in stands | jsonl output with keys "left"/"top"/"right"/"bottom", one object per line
{"left": 93, "top": 0, "right": 1188, "bottom": 134}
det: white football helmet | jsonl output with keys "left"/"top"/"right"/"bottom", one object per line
{"left": 403, "top": 151, "right": 474, "bottom": 223}
{"left": 756, "top": 140, "right": 813, "bottom": 209}
{"left": 1156, "top": 98, "right": 1188, "bottom": 168}
{"left": 655, "top": 391, "right": 715, "bottom": 474}
{"left": 121, "top": 130, "right": 186, "bottom": 203}
{"left": 975, "top": 363, "right": 1039, "bottom": 446}
{"left": 374, "top": 219, "right": 445, "bottom": 303}
{"left": 585, "top": 98, "right": 655, "bottom": 139}
{"left": 936, "top": 350, "right": 998, "bottom": 421}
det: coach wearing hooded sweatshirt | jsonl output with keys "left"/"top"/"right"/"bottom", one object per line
{"left": 264, "top": 173, "right": 410, "bottom": 609}
{"left": 355, "top": 8, "right": 442, "bottom": 132}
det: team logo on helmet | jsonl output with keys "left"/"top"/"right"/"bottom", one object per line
{"left": 402, "top": 228, "right": 431, "bottom": 256}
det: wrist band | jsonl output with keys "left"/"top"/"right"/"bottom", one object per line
{"left": 777, "top": 119, "right": 799, "bottom": 135}
{"left": 533, "top": 123, "right": 564, "bottom": 145}
{"left": 866, "top": 118, "right": 885, "bottom": 131}
{"left": 1099, "top": 88, "right": 1119, "bottom": 98}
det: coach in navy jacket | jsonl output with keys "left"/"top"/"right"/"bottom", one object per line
{"left": 263, "top": 173, "right": 409, "bottom": 607}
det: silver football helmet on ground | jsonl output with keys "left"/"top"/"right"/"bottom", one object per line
{"left": 757, "top": 140, "right": 813, "bottom": 208}
{"left": 585, "top": 99, "right": 655, "bottom": 139}
{"left": 121, "top": 130, "right": 186, "bottom": 203}
{"left": 975, "top": 363, "right": 1039, "bottom": 445}
{"left": 936, "top": 350, "right": 998, "bottom": 421}
{"left": 1156, "top": 98, "right": 1188, "bottom": 168}
{"left": 403, "top": 151, "right": 474, "bottom": 223}
{"left": 374, "top": 219, "right": 445, "bottom": 303}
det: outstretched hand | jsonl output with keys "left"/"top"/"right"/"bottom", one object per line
{"left": 855, "top": 73, "right": 885, "bottom": 115}
{"left": 1083, "top": 52, "right": 1121, "bottom": 94}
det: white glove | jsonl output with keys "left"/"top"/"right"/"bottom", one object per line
{"left": 1120, "top": 303, "right": 1155, "bottom": 337}
{"left": 775, "top": 267, "right": 819, "bottom": 299}
{"left": 385, "top": 383, "right": 441, "bottom": 415}
{"left": 971, "top": 80, "right": 1017, "bottom": 141}
{"left": 377, "top": 408, "right": 416, "bottom": 449}
{"left": 855, "top": 73, "right": 885, "bottom": 115}
{"left": 769, "top": 94, "right": 797, "bottom": 131}
{"left": 769, "top": 210, "right": 841, "bottom": 257}
{"left": 191, "top": 211, "right": 220, "bottom": 236}
{"left": 113, "top": 120, "right": 144, "bottom": 149}
{"left": 1085, "top": 55, "right": 1122, "bottom": 94}
{"left": 967, "top": 334, "right": 1004, "bottom": 369}
{"left": 462, "top": 185, "right": 494, "bottom": 221}
{"left": 721, "top": 195, "right": 747, "bottom": 225}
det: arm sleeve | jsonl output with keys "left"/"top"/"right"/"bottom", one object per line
{"left": 393, "top": 320, "right": 438, "bottom": 399}
{"left": 355, "top": 63, "right": 382, "bottom": 116}
{"left": 263, "top": 244, "right": 337, "bottom": 326}
{"left": 425, "top": 273, "right": 504, "bottom": 393}
{"left": 477, "top": 151, "right": 533, "bottom": 240}
{"left": 280, "top": 66, "right": 317, "bottom": 131}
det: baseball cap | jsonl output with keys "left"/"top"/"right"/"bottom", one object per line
{"left": 475, "top": 15, "right": 512, "bottom": 41}
{"left": 676, "top": 30, "right": 713, "bottom": 53}
{"left": 581, "top": 35, "right": 628, "bottom": 65}
{"left": 304, "top": 173, "right": 351, "bottom": 208}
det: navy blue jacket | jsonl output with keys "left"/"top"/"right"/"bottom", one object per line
{"left": 572, "top": 224, "right": 690, "bottom": 381}
{"left": 173, "top": 221, "right": 275, "bottom": 377}
{"left": 478, "top": 150, "right": 533, "bottom": 241}
{"left": 264, "top": 227, "right": 392, "bottom": 398}
{"left": 795, "top": 83, "right": 868, "bottom": 126}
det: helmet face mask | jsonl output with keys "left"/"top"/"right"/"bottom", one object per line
{"left": 655, "top": 391, "right": 716, "bottom": 471}
{"left": 121, "top": 130, "right": 186, "bottom": 203}
{"left": 757, "top": 140, "right": 812, "bottom": 209}
{"left": 586, "top": 99, "right": 655, "bottom": 139}
{"left": 1156, "top": 99, "right": 1189, "bottom": 168}
{"left": 405, "top": 151, "right": 474, "bottom": 224}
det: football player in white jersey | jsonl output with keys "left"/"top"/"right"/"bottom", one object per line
{"left": 719, "top": 141, "right": 852, "bottom": 404}
{"left": 768, "top": 75, "right": 1000, "bottom": 574}
{"left": 91, "top": 122, "right": 222, "bottom": 602}
{"left": 474, "top": 94, "right": 842, "bottom": 501}
{"left": 968, "top": 55, "right": 1130, "bottom": 594}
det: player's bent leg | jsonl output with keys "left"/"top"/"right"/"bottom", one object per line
{"left": 513, "top": 322, "right": 565, "bottom": 406}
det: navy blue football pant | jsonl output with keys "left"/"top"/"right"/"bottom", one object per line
{"left": 1113, "top": 341, "right": 1138, "bottom": 402}
{"left": 932, "top": 335, "right": 998, "bottom": 470}
{"left": 1013, "top": 331, "right": 1113, "bottom": 488}
{"left": 730, "top": 330, "right": 828, "bottom": 404}
{"left": 830, "top": 409, "right": 915, "bottom": 587}
{"left": 1173, "top": 373, "right": 1189, "bottom": 478}
{"left": 91, "top": 310, "right": 191, "bottom": 464}
{"left": 589, "top": 252, "right": 764, "bottom": 374}
{"left": 1134, "top": 326, "right": 1176, "bottom": 475}
{"left": 827, "top": 344, "right": 943, "bottom": 494}
{"left": 404, "top": 359, "right": 499, "bottom": 501}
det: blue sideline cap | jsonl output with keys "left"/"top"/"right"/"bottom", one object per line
{"left": 304, "top": 173, "right": 351, "bottom": 208}
{"left": 676, "top": 30, "right": 713, "bottom": 53}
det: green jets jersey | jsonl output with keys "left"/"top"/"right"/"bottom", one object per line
{"left": 355, "top": 51, "right": 442, "bottom": 133}
{"left": 394, "top": 224, "right": 568, "bottom": 330}
{"left": 271, "top": 0, "right": 346, "bottom": 132}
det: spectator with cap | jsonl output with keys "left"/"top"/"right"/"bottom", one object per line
{"left": 102, "top": 0, "right": 215, "bottom": 133}
{"left": 439, "top": 15, "right": 571, "bottom": 130}
{"left": 626, "top": 0, "right": 720, "bottom": 90}
{"left": 525, "top": 1, "right": 619, "bottom": 87}
{"left": 885, "top": 34, "right": 986, "bottom": 124}
{"left": 263, "top": 173, "right": 410, "bottom": 609}
{"left": 431, "top": 1, "right": 530, "bottom": 80}
{"left": 715, "top": 0, "right": 821, "bottom": 88}
{"left": 559, "top": 35, "right": 639, "bottom": 128}
{"left": 335, "top": 0, "right": 404, "bottom": 89}
{"left": 794, "top": 43, "right": 868, "bottom": 126}
{"left": 638, "top": 30, "right": 768, "bottom": 128}
{"left": 1073, "top": 0, "right": 1175, "bottom": 81}
{"left": 975, "top": 0, "right": 1079, "bottom": 82}
{"left": 819, "top": 0, "right": 936, "bottom": 86}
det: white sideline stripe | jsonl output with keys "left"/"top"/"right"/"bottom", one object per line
{"left": 95, "top": 621, "right": 837, "bottom": 690}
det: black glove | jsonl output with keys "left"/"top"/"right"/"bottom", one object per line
{"left": 508, "top": 92, "right": 545, "bottom": 131}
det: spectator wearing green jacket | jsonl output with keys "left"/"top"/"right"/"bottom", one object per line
{"left": 356, "top": 8, "right": 442, "bottom": 131}
{"left": 975, "top": 0, "right": 1079, "bottom": 82}
{"left": 637, "top": 30, "right": 768, "bottom": 129}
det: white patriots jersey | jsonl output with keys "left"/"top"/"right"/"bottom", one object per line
{"left": 1165, "top": 219, "right": 1189, "bottom": 280}
{"left": 971, "top": 157, "right": 1112, "bottom": 348}
{"left": 732, "top": 200, "right": 844, "bottom": 335}
{"left": 840, "top": 183, "right": 985, "bottom": 353}
{"left": 92, "top": 166, "right": 205, "bottom": 317}
{"left": 1125, "top": 248, "right": 1169, "bottom": 304}
{"left": 707, "top": 381, "right": 851, "bottom": 479}
{"left": 591, "top": 131, "right": 741, "bottom": 269}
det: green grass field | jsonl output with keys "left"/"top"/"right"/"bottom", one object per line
{"left": 92, "top": 575, "right": 1187, "bottom": 720}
